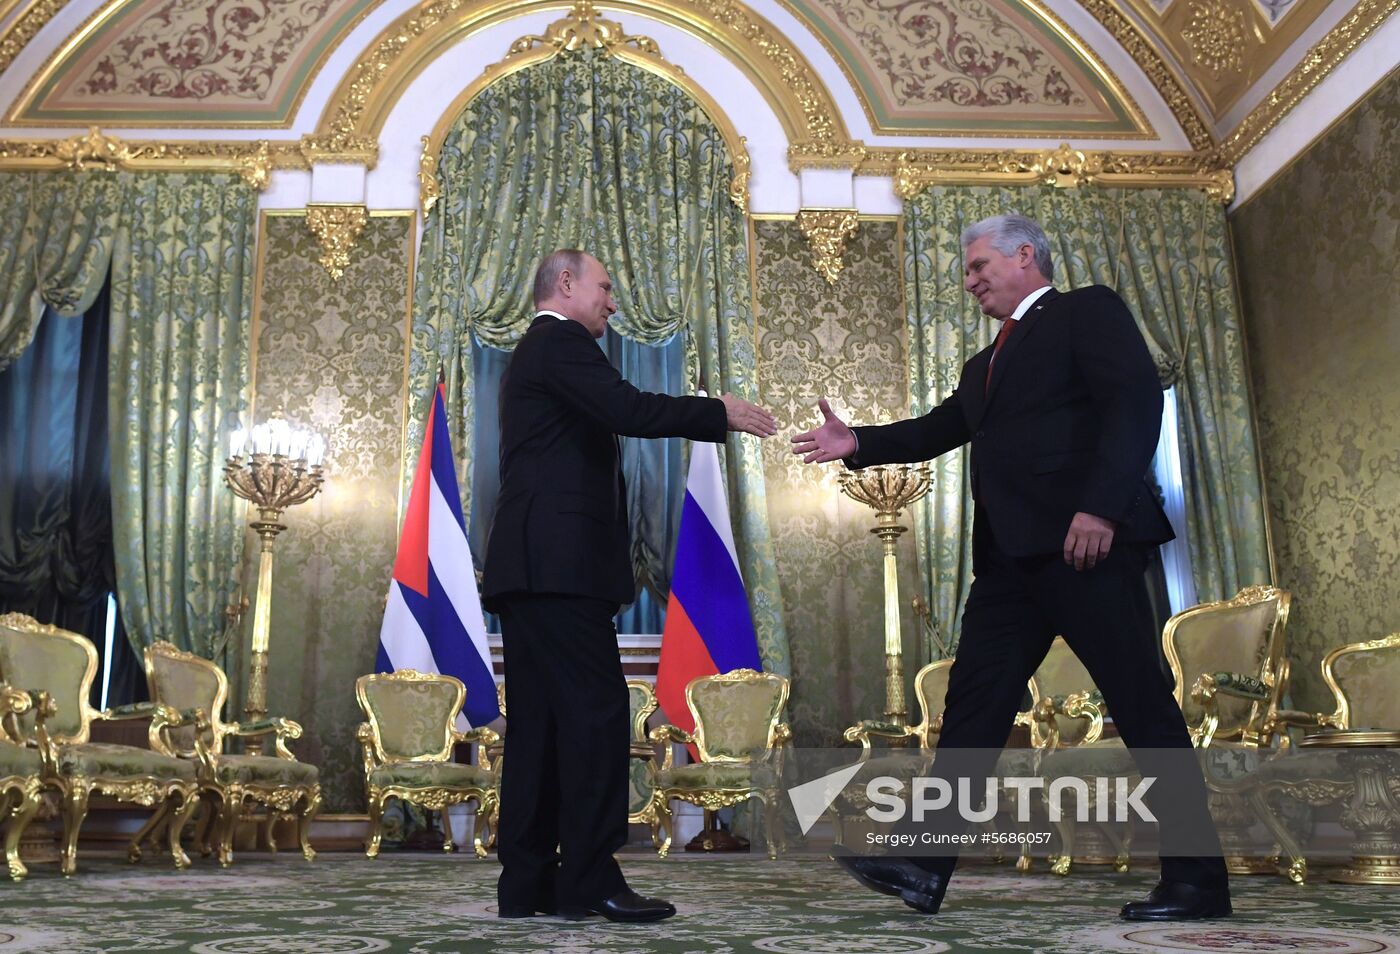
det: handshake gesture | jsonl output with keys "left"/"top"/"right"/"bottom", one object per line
{"left": 790, "top": 398, "right": 855, "bottom": 462}
{"left": 720, "top": 393, "right": 778, "bottom": 438}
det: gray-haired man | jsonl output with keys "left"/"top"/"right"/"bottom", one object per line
{"left": 793, "top": 214, "right": 1229, "bottom": 921}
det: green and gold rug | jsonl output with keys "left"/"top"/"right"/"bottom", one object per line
{"left": 2, "top": 852, "right": 1398, "bottom": 953}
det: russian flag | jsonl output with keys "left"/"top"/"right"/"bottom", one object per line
{"left": 655, "top": 441, "right": 762, "bottom": 734}
{"left": 377, "top": 382, "right": 500, "bottom": 729}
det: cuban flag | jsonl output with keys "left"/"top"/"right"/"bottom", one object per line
{"left": 655, "top": 441, "right": 763, "bottom": 734}
{"left": 377, "top": 382, "right": 500, "bottom": 729}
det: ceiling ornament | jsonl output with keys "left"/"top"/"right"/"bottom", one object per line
{"left": 778, "top": 0, "right": 1151, "bottom": 139}
{"left": 1181, "top": 0, "right": 1250, "bottom": 75}
{"left": 1218, "top": 0, "right": 1400, "bottom": 166}
{"left": 796, "top": 208, "right": 859, "bottom": 284}
{"left": 6, "top": 0, "right": 380, "bottom": 127}
{"left": 1072, "top": 0, "right": 1214, "bottom": 150}
{"left": 0, "top": 126, "right": 294, "bottom": 188}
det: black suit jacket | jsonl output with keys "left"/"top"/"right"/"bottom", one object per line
{"left": 482, "top": 315, "right": 727, "bottom": 609}
{"left": 849, "top": 286, "right": 1174, "bottom": 557}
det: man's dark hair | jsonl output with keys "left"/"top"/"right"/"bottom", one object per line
{"left": 533, "top": 249, "right": 588, "bottom": 306}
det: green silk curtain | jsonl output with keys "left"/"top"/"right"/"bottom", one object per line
{"left": 904, "top": 185, "right": 1270, "bottom": 650}
{"left": 0, "top": 170, "right": 254, "bottom": 658}
{"left": 0, "top": 172, "right": 124, "bottom": 371}
{"left": 412, "top": 48, "right": 788, "bottom": 673}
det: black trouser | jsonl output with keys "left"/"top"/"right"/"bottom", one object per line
{"left": 496, "top": 594, "right": 629, "bottom": 910}
{"left": 904, "top": 525, "right": 1227, "bottom": 889}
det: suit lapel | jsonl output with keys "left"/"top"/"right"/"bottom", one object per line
{"left": 982, "top": 288, "right": 1058, "bottom": 410}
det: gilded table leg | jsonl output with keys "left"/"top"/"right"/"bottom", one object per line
{"left": 1332, "top": 750, "right": 1400, "bottom": 885}
{"left": 217, "top": 789, "right": 246, "bottom": 868}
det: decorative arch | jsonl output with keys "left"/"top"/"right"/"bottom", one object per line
{"left": 314, "top": 0, "right": 850, "bottom": 150}
{"left": 417, "top": 3, "right": 751, "bottom": 214}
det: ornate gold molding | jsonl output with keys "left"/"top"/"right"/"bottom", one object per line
{"left": 1218, "top": 0, "right": 1400, "bottom": 166}
{"left": 305, "top": 204, "right": 369, "bottom": 280}
{"left": 419, "top": 136, "right": 441, "bottom": 217}
{"left": 0, "top": 0, "right": 66, "bottom": 77}
{"left": 787, "top": 140, "right": 868, "bottom": 170}
{"left": 0, "top": 128, "right": 298, "bottom": 188}
{"left": 298, "top": 133, "right": 379, "bottom": 169}
{"left": 1075, "top": 0, "right": 1215, "bottom": 151}
{"left": 876, "top": 144, "right": 1233, "bottom": 204}
{"left": 728, "top": 137, "right": 750, "bottom": 213}
{"left": 506, "top": 0, "right": 658, "bottom": 56}
{"left": 796, "top": 208, "right": 859, "bottom": 285}
{"left": 316, "top": 0, "right": 846, "bottom": 148}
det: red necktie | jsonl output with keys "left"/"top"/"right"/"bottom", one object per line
{"left": 985, "top": 319, "right": 1015, "bottom": 393}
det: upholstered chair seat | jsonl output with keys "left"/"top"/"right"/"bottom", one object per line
{"left": 0, "top": 615, "right": 203, "bottom": 876}
{"left": 355, "top": 670, "right": 499, "bottom": 859}
{"left": 650, "top": 669, "right": 791, "bottom": 859}
{"left": 367, "top": 760, "right": 494, "bottom": 790}
{"left": 144, "top": 641, "right": 322, "bottom": 867}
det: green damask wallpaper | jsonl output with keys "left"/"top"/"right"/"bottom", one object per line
{"left": 249, "top": 212, "right": 414, "bottom": 811}
{"left": 1231, "top": 68, "right": 1400, "bottom": 713}
{"left": 753, "top": 218, "right": 921, "bottom": 746}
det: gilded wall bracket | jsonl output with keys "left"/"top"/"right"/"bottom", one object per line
{"left": 796, "top": 209, "right": 859, "bottom": 286}
{"left": 419, "top": 136, "right": 441, "bottom": 216}
{"left": 305, "top": 204, "right": 369, "bottom": 281}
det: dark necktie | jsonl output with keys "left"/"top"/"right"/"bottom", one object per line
{"left": 985, "top": 319, "right": 1015, "bottom": 394}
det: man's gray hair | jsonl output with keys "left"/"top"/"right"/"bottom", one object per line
{"left": 960, "top": 214, "right": 1054, "bottom": 282}
{"left": 532, "top": 248, "right": 587, "bottom": 306}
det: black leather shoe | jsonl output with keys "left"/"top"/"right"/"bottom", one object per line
{"left": 833, "top": 854, "right": 948, "bottom": 914}
{"left": 1121, "top": 881, "right": 1232, "bottom": 921}
{"left": 559, "top": 888, "right": 676, "bottom": 923}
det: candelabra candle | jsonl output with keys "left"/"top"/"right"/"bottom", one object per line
{"left": 839, "top": 464, "right": 931, "bottom": 733}
{"left": 223, "top": 417, "right": 326, "bottom": 750}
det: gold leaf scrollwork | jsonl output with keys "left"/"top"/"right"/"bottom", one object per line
{"left": 796, "top": 209, "right": 859, "bottom": 286}
{"left": 419, "top": 135, "right": 441, "bottom": 216}
{"left": 507, "top": 1, "right": 659, "bottom": 59}
{"left": 53, "top": 127, "right": 128, "bottom": 171}
{"left": 298, "top": 133, "right": 379, "bottom": 169}
{"left": 1181, "top": 0, "right": 1249, "bottom": 76}
{"left": 893, "top": 151, "right": 920, "bottom": 200}
{"left": 728, "top": 137, "right": 750, "bottom": 213}
{"left": 305, "top": 205, "right": 368, "bottom": 281}
{"left": 1033, "top": 143, "right": 1104, "bottom": 189}
{"left": 240, "top": 141, "right": 273, "bottom": 191}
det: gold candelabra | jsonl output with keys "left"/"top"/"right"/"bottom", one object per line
{"left": 839, "top": 465, "right": 932, "bottom": 731}
{"left": 223, "top": 416, "right": 325, "bottom": 752}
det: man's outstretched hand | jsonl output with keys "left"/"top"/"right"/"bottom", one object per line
{"left": 720, "top": 393, "right": 778, "bottom": 437}
{"left": 790, "top": 398, "right": 857, "bottom": 463}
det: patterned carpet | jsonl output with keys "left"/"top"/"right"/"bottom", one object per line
{"left": 2, "top": 850, "right": 1399, "bottom": 953}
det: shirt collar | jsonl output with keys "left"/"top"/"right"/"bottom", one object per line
{"left": 1006, "top": 285, "right": 1053, "bottom": 323}
{"left": 535, "top": 309, "right": 570, "bottom": 322}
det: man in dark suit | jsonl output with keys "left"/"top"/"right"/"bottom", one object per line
{"left": 482, "top": 248, "right": 776, "bottom": 923}
{"left": 792, "top": 214, "right": 1229, "bottom": 921}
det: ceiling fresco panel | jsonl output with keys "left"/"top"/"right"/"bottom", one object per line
{"left": 8, "top": 0, "right": 379, "bottom": 125}
{"left": 783, "top": 0, "right": 1151, "bottom": 135}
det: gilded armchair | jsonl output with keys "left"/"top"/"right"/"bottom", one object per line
{"left": 1228, "top": 632, "right": 1400, "bottom": 884}
{"left": 626, "top": 679, "right": 664, "bottom": 847}
{"left": 649, "top": 669, "right": 791, "bottom": 859}
{"left": 144, "top": 640, "right": 321, "bottom": 867}
{"left": 1038, "top": 586, "right": 1293, "bottom": 876}
{"left": 0, "top": 614, "right": 201, "bottom": 875}
{"left": 833, "top": 660, "right": 951, "bottom": 846}
{"left": 0, "top": 684, "right": 48, "bottom": 880}
{"left": 355, "top": 670, "right": 500, "bottom": 858}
